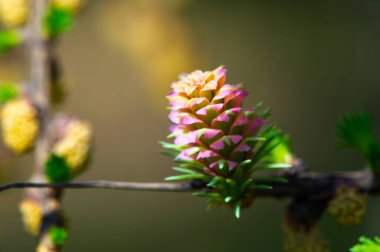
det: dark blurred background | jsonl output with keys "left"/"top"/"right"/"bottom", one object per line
{"left": 1, "top": 0, "right": 380, "bottom": 251}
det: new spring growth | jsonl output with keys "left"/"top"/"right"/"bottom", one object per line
{"left": 45, "top": 116, "right": 93, "bottom": 183}
{"left": 49, "top": 226, "right": 69, "bottom": 246}
{"left": 44, "top": 0, "right": 85, "bottom": 38}
{"left": 350, "top": 236, "right": 380, "bottom": 252}
{"left": 336, "top": 112, "right": 380, "bottom": 172}
{"left": 0, "top": 83, "right": 19, "bottom": 103}
{"left": 162, "top": 67, "right": 291, "bottom": 217}
{"left": 0, "top": 30, "right": 22, "bottom": 55}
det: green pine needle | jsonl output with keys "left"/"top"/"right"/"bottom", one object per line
{"left": 224, "top": 196, "right": 234, "bottom": 203}
{"left": 45, "top": 154, "right": 72, "bottom": 183}
{"left": 178, "top": 163, "right": 203, "bottom": 171}
{"left": 44, "top": 7, "right": 74, "bottom": 38}
{"left": 254, "top": 184, "right": 273, "bottom": 190}
{"left": 253, "top": 101, "right": 263, "bottom": 111}
{"left": 250, "top": 127, "right": 290, "bottom": 167}
{"left": 336, "top": 112, "right": 380, "bottom": 171}
{"left": 250, "top": 163, "right": 292, "bottom": 172}
{"left": 337, "top": 112, "right": 375, "bottom": 150}
{"left": 0, "top": 83, "right": 18, "bottom": 103}
{"left": 193, "top": 192, "right": 222, "bottom": 200}
{"left": 244, "top": 137, "right": 266, "bottom": 143}
{"left": 241, "top": 178, "right": 254, "bottom": 192}
{"left": 253, "top": 102, "right": 271, "bottom": 118}
{"left": 159, "top": 141, "right": 182, "bottom": 152}
{"left": 259, "top": 127, "right": 293, "bottom": 164}
{"left": 49, "top": 226, "right": 68, "bottom": 246}
{"left": 174, "top": 159, "right": 205, "bottom": 169}
{"left": 172, "top": 167, "right": 198, "bottom": 174}
{"left": 206, "top": 176, "right": 221, "bottom": 187}
{"left": 350, "top": 236, "right": 380, "bottom": 252}
{"left": 164, "top": 173, "right": 208, "bottom": 181}
{"left": 0, "top": 30, "right": 21, "bottom": 55}
{"left": 160, "top": 151, "right": 178, "bottom": 158}
{"left": 234, "top": 201, "right": 241, "bottom": 219}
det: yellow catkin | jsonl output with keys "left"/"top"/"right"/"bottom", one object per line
{"left": 36, "top": 243, "right": 52, "bottom": 252}
{"left": 1, "top": 99, "right": 39, "bottom": 153}
{"left": 328, "top": 185, "right": 367, "bottom": 225}
{"left": 52, "top": 0, "right": 83, "bottom": 13}
{"left": 53, "top": 120, "right": 92, "bottom": 174}
{"left": 0, "top": 0, "right": 28, "bottom": 27}
{"left": 19, "top": 200, "right": 42, "bottom": 236}
{"left": 283, "top": 225, "right": 330, "bottom": 252}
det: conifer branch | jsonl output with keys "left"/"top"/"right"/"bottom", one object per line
{"left": 3, "top": 161, "right": 379, "bottom": 199}
{"left": 26, "top": 0, "right": 64, "bottom": 251}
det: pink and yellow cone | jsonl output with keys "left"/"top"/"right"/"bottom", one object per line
{"left": 162, "top": 67, "right": 285, "bottom": 217}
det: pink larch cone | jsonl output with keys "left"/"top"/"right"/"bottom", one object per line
{"left": 162, "top": 66, "right": 288, "bottom": 217}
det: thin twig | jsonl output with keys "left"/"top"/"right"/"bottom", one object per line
{"left": 2, "top": 167, "right": 379, "bottom": 197}
{"left": 1, "top": 181, "right": 196, "bottom": 192}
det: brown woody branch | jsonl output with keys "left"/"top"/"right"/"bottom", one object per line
{"left": 1, "top": 180, "right": 196, "bottom": 192}
{"left": 3, "top": 162, "right": 379, "bottom": 199}
{"left": 26, "top": 0, "right": 65, "bottom": 251}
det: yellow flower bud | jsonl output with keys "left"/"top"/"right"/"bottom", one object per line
{"left": 53, "top": 120, "right": 92, "bottom": 174}
{"left": 0, "top": 0, "right": 28, "bottom": 27}
{"left": 52, "top": 0, "right": 83, "bottom": 13}
{"left": 1, "top": 99, "right": 39, "bottom": 153}
{"left": 283, "top": 225, "right": 330, "bottom": 252}
{"left": 328, "top": 185, "right": 367, "bottom": 225}
{"left": 36, "top": 244, "right": 51, "bottom": 252}
{"left": 19, "top": 200, "right": 42, "bottom": 236}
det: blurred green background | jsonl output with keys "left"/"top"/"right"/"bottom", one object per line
{"left": 1, "top": 0, "right": 380, "bottom": 251}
